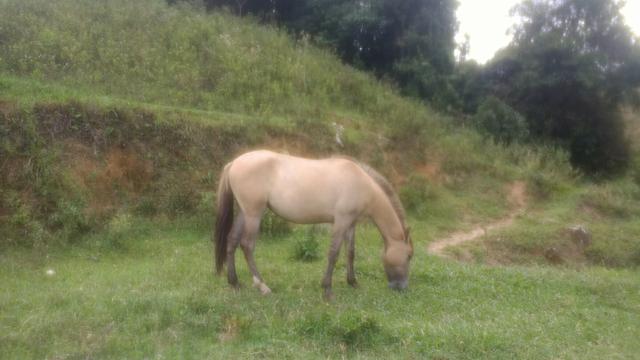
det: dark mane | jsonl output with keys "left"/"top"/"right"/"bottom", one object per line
{"left": 342, "top": 158, "right": 406, "bottom": 231}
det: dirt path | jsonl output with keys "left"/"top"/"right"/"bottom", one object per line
{"left": 427, "top": 181, "right": 527, "bottom": 258}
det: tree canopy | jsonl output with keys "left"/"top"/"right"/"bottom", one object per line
{"left": 473, "top": 0, "right": 640, "bottom": 173}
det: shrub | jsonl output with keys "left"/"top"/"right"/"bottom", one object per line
{"left": 292, "top": 226, "right": 321, "bottom": 262}
{"left": 134, "top": 197, "right": 158, "bottom": 217}
{"left": 473, "top": 97, "right": 529, "bottom": 145}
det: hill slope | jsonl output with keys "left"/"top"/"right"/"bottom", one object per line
{"left": 1, "top": 0, "right": 574, "bottom": 247}
{"left": 1, "top": 0, "right": 638, "bottom": 266}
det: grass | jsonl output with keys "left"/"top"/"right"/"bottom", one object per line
{"left": 1, "top": 219, "right": 639, "bottom": 358}
{"left": 0, "top": 0, "right": 431, "bottom": 128}
{"left": 1, "top": 0, "right": 640, "bottom": 357}
{"left": 457, "top": 177, "right": 640, "bottom": 268}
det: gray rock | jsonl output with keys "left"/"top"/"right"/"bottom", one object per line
{"left": 567, "top": 225, "right": 592, "bottom": 249}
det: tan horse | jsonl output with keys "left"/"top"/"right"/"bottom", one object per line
{"left": 214, "top": 150, "right": 413, "bottom": 299}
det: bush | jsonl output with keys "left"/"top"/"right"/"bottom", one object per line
{"left": 53, "top": 201, "right": 88, "bottom": 237}
{"left": 292, "top": 226, "right": 321, "bottom": 262}
{"left": 473, "top": 97, "right": 529, "bottom": 145}
{"left": 134, "top": 197, "right": 158, "bottom": 217}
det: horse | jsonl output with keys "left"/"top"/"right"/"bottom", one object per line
{"left": 214, "top": 150, "right": 413, "bottom": 300}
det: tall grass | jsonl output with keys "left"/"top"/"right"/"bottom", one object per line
{"left": 0, "top": 0, "right": 429, "bottom": 126}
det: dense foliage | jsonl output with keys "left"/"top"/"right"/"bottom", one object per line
{"left": 456, "top": 0, "right": 640, "bottom": 174}
{"left": 472, "top": 97, "right": 529, "bottom": 145}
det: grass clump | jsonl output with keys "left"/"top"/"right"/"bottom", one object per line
{"left": 291, "top": 226, "right": 322, "bottom": 262}
{"left": 298, "top": 311, "right": 394, "bottom": 349}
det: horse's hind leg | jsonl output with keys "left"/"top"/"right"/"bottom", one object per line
{"left": 226, "top": 213, "right": 245, "bottom": 288}
{"left": 240, "top": 215, "right": 272, "bottom": 295}
{"left": 345, "top": 226, "right": 357, "bottom": 288}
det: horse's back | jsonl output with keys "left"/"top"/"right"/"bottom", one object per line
{"left": 228, "top": 150, "right": 375, "bottom": 223}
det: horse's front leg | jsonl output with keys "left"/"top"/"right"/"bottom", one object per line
{"left": 321, "top": 221, "right": 351, "bottom": 301}
{"left": 344, "top": 226, "right": 357, "bottom": 288}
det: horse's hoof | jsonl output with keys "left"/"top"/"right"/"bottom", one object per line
{"left": 323, "top": 290, "right": 335, "bottom": 302}
{"left": 347, "top": 279, "right": 358, "bottom": 288}
{"left": 259, "top": 283, "right": 272, "bottom": 295}
{"left": 252, "top": 276, "right": 272, "bottom": 295}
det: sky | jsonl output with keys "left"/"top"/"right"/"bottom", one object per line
{"left": 456, "top": 0, "right": 640, "bottom": 64}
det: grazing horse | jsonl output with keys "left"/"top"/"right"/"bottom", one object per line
{"left": 214, "top": 150, "right": 413, "bottom": 299}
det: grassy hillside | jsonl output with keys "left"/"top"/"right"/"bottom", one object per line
{"left": 0, "top": 0, "right": 577, "bottom": 249}
{"left": 0, "top": 0, "right": 422, "bottom": 123}
{"left": 1, "top": 0, "right": 640, "bottom": 358}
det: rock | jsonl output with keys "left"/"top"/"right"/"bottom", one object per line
{"left": 332, "top": 122, "right": 344, "bottom": 147}
{"left": 566, "top": 225, "right": 592, "bottom": 249}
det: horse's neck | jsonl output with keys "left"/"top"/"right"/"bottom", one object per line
{"left": 368, "top": 190, "right": 404, "bottom": 247}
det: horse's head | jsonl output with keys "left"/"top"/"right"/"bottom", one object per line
{"left": 383, "top": 227, "right": 413, "bottom": 291}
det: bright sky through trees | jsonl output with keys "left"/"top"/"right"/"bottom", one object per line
{"left": 456, "top": 0, "right": 640, "bottom": 63}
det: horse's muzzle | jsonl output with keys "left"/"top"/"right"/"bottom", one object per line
{"left": 388, "top": 280, "right": 408, "bottom": 291}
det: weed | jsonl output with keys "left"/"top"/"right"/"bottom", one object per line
{"left": 134, "top": 197, "right": 158, "bottom": 217}
{"left": 292, "top": 226, "right": 321, "bottom": 262}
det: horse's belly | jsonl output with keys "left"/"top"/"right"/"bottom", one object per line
{"left": 268, "top": 196, "right": 334, "bottom": 224}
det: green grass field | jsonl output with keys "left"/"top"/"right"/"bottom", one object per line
{"left": 2, "top": 0, "right": 640, "bottom": 358}
{"left": 2, "top": 220, "right": 640, "bottom": 359}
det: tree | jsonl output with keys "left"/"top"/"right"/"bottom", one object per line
{"left": 484, "top": 0, "right": 640, "bottom": 174}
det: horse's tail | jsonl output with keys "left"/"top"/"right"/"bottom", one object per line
{"left": 214, "top": 163, "right": 234, "bottom": 274}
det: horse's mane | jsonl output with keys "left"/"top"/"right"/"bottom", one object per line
{"left": 337, "top": 157, "right": 406, "bottom": 230}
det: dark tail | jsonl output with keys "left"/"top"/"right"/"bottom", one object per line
{"left": 214, "top": 163, "right": 234, "bottom": 274}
